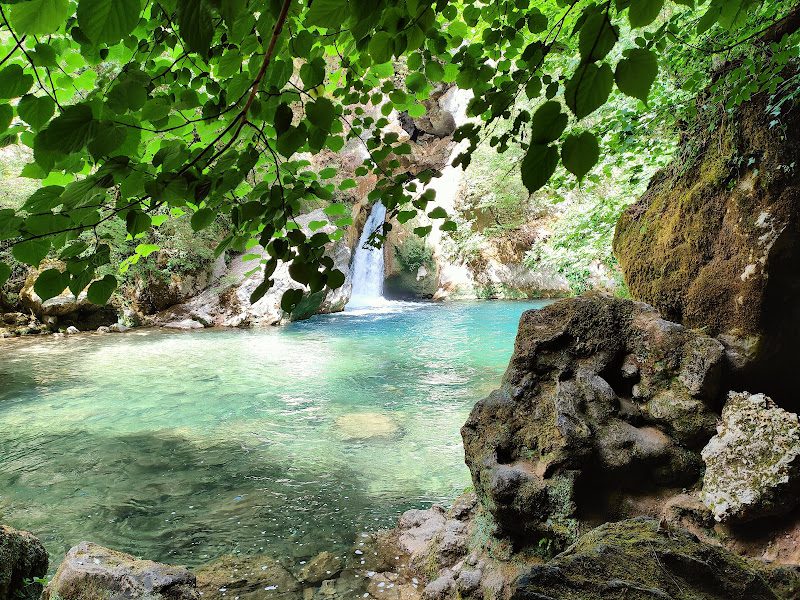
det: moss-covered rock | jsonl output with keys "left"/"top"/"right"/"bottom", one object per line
{"left": 0, "top": 524, "right": 48, "bottom": 600}
{"left": 513, "top": 517, "right": 799, "bottom": 599}
{"left": 613, "top": 76, "right": 800, "bottom": 403}
{"left": 462, "top": 295, "right": 724, "bottom": 544}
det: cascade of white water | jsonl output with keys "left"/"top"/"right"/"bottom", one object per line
{"left": 346, "top": 202, "right": 387, "bottom": 309}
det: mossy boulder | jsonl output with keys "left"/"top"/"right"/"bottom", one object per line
{"left": 613, "top": 77, "right": 800, "bottom": 402}
{"left": 513, "top": 517, "right": 799, "bottom": 599}
{"left": 701, "top": 391, "right": 800, "bottom": 523}
{"left": 462, "top": 295, "right": 724, "bottom": 544}
{"left": 0, "top": 524, "right": 48, "bottom": 600}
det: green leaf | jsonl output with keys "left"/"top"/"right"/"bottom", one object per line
{"left": 0, "top": 104, "right": 12, "bottom": 133}
{"left": 565, "top": 62, "right": 613, "bottom": 119}
{"left": 628, "top": 0, "right": 664, "bottom": 28}
{"left": 307, "top": 98, "right": 335, "bottom": 132}
{"left": 615, "top": 48, "right": 658, "bottom": 103}
{"left": 37, "top": 104, "right": 96, "bottom": 153}
{"left": 369, "top": 31, "right": 393, "bottom": 64}
{"left": 77, "top": 0, "right": 141, "bottom": 44}
{"left": 306, "top": 0, "right": 347, "bottom": 28}
{"left": 22, "top": 186, "right": 64, "bottom": 212}
{"left": 126, "top": 210, "right": 151, "bottom": 236}
{"left": 12, "top": 238, "right": 50, "bottom": 266}
{"left": 276, "top": 124, "right": 307, "bottom": 157}
{"left": 17, "top": 94, "right": 55, "bottom": 131}
{"left": 281, "top": 287, "right": 303, "bottom": 312}
{"left": 0, "top": 262, "right": 10, "bottom": 288}
{"left": 33, "top": 268, "right": 67, "bottom": 302}
{"left": 324, "top": 203, "right": 348, "bottom": 216}
{"left": 87, "top": 274, "right": 117, "bottom": 304}
{"left": 327, "top": 268, "right": 345, "bottom": 289}
{"left": 177, "top": 0, "right": 214, "bottom": 56}
{"left": 561, "top": 132, "right": 600, "bottom": 181}
{"left": 10, "top": 0, "right": 71, "bottom": 35}
{"left": 191, "top": 207, "right": 215, "bottom": 231}
{"left": 521, "top": 143, "right": 558, "bottom": 193}
{"left": 579, "top": 11, "right": 618, "bottom": 63}
{"left": 530, "top": 101, "right": 567, "bottom": 144}
{"left": 135, "top": 244, "right": 159, "bottom": 257}
{"left": 0, "top": 64, "right": 34, "bottom": 100}
{"left": 427, "top": 206, "right": 447, "bottom": 219}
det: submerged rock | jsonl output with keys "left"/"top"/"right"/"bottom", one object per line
{"left": 462, "top": 295, "right": 724, "bottom": 542}
{"left": 194, "top": 554, "right": 300, "bottom": 599}
{"left": 512, "top": 517, "right": 798, "bottom": 599}
{"left": 0, "top": 524, "right": 48, "bottom": 600}
{"left": 43, "top": 542, "right": 198, "bottom": 599}
{"left": 335, "top": 412, "right": 400, "bottom": 440}
{"left": 702, "top": 392, "right": 800, "bottom": 523}
{"left": 296, "top": 551, "right": 344, "bottom": 586}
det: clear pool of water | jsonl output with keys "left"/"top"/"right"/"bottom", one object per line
{"left": 0, "top": 300, "right": 550, "bottom": 569}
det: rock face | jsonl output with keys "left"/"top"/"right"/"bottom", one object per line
{"left": 43, "top": 542, "right": 199, "bottom": 600}
{"left": 148, "top": 209, "right": 352, "bottom": 328}
{"left": 702, "top": 392, "right": 800, "bottom": 523}
{"left": 462, "top": 295, "right": 725, "bottom": 542}
{"left": 513, "top": 517, "right": 799, "bottom": 600}
{"left": 0, "top": 525, "right": 48, "bottom": 600}
{"left": 613, "top": 80, "right": 800, "bottom": 401}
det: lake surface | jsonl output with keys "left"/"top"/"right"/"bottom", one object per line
{"left": 0, "top": 300, "right": 549, "bottom": 570}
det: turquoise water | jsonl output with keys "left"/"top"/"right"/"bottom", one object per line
{"left": 0, "top": 300, "right": 548, "bottom": 569}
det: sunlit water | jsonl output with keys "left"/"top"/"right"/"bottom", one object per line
{"left": 0, "top": 300, "right": 549, "bottom": 570}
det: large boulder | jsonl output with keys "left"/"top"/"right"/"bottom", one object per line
{"left": 701, "top": 391, "right": 800, "bottom": 523}
{"left": 513, "top": 517, "right": 800, "bottom": 600}
{"left": 613, "top": 78, "right": 800, "bottom": 402}
{"left": 43, "top": 542, "right": 199, "bottom": 600}
{"left": 0, "top": 525, "right": 48, "bottom": 600}
{"left": 462, "top": 295, "right": 725, "bottom": 542}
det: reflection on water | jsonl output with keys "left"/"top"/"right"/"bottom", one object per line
{"left": 0, "top": 300, "right": 550, "bottom": 569}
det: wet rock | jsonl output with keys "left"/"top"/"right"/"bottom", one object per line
{"left": 109, "top": 323, "right": 130, "bottom": 333}
{"left": 297, "top": 551, "right": 344, "bottom": 586}
{"left": 43, "top": 542, "right": 198, "bottom": 600}
{"left": 701, "top": 392, "right": 800, "bottom": 523}
{"left": 0, "top": 524, "right": 48, "bottom": 600}
{"left": 65, "top": 326, "right": 80, "bottom": 335}
{"left": 613, "top": 79, "right": 800, "bottom": 404}
{"left": 163, "top": 318, "right": 204, "bottom": 330}
{"left": 195, "top": 553, "right": 301, "bottom": 599}
{"left": 96, "top": 326, "right": 111, "bottom": 333}
{"left": 1, "top": 312, "right": 27, "bottom": 326}
{"left": 462, "top": 295, "right": 724, "bottom": 542}
{"left": 512, "top": 517, "right": 797, "bottom": 600}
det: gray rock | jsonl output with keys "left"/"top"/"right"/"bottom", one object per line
{"left": 96, "top": 326, "right": 111, "bottom": 333}
{"left": 0, "top": 524, "right": 48, "bottom": 600}
{"left": 701, "top": 392, "right": 800, "bottom": 523}
{"left": 109, "top": 323, "right": 130, "bottom": 333}
{"left": 65, "top": 326, "right": 80, "bottom": 335}
{"left": 456, "top": 569, "right": 482, "bottom": 594}
{"left": 462, "top": 296, "right": 724, "bottom": 542}
{"left": 423, "top": 574, "right": 455, "bottom": 600}
{"left": 43, "top": 542, "right": 198, "bottom": 599}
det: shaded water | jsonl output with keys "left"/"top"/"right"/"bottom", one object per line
{"left": 0, "top": 300, "right": 549, "bottom": 569}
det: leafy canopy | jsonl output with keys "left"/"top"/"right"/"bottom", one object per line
{"left": 0, "top": 0, "right": 794, "bottom": 308}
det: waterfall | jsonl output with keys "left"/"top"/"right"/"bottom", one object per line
{"left": 346, "top": 202, "right": 387, "bottom": 309}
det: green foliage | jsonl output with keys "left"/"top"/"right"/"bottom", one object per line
{"left": 394, "top": 236, "right": 435, "bottom": 274}
{"left": 0, "top": 0, "right": 793, "bottom": 313}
